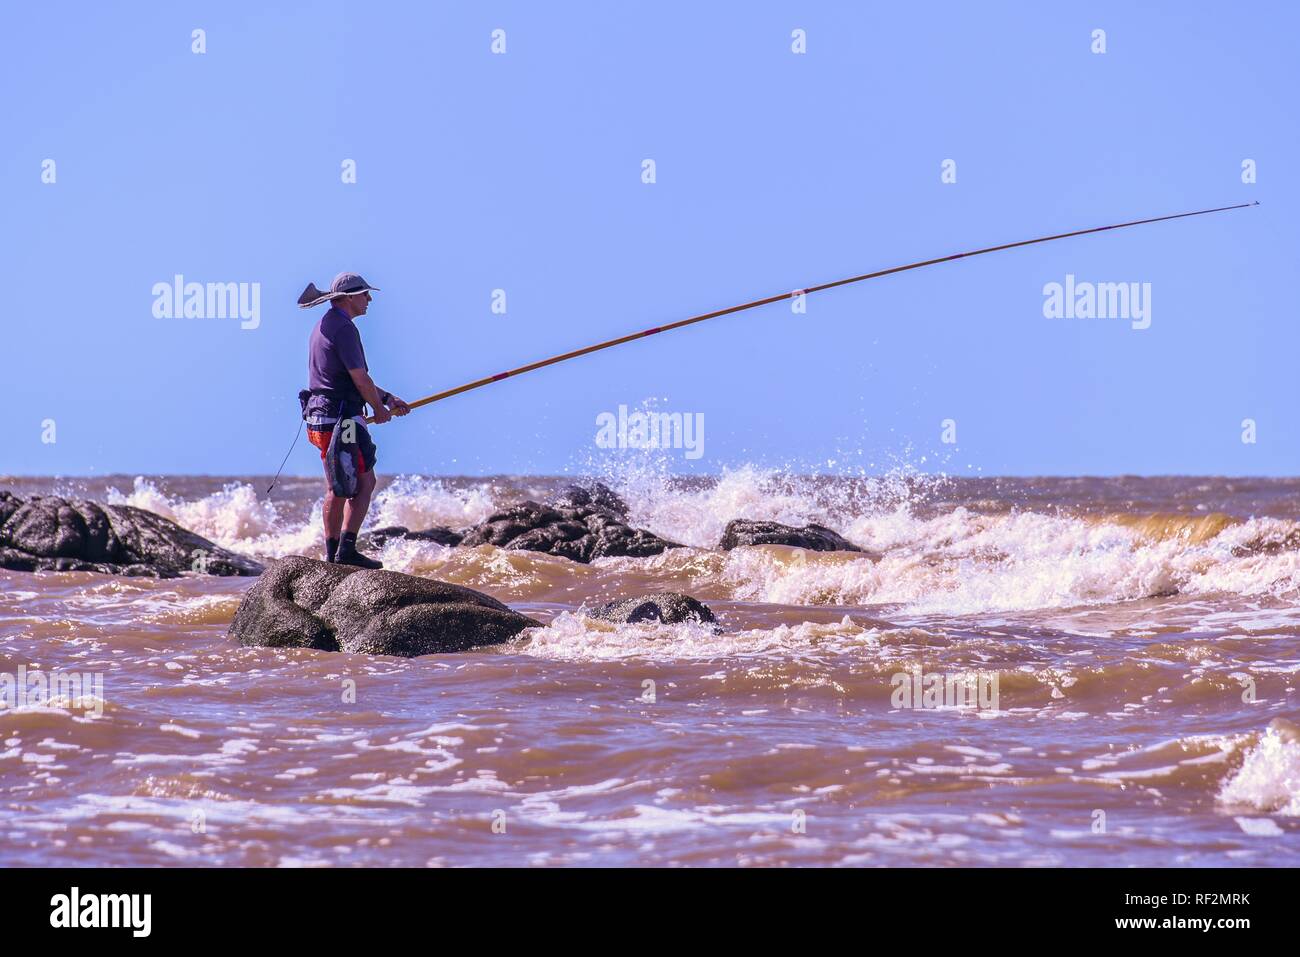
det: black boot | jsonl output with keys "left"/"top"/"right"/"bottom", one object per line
{"left": 325, "top": 537, "right": 340, "bottom": 563}
{"left": 335, "top": 531, "right": 383, "bottom": 569}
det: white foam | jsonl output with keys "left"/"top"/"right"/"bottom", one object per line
{"left": 1234, "top": 816, "right": 1283, "bottom": 836}
{"left": 91, "top": 468, "right": 1300, "bottom": 617}
{"left": 1218, "top": 724, "right": 1300, "bottom": 816}
{"left": 704, "top": 508, "right": 1300, "bottom": 615}
{"left": 521, "top": 609, "right": 887, "bottom": 661}
{"left": 108, "top": 477, "right": 280, "bottom": 546}
{"left": 368, "top": 474, "right": 500, "bottom": 531}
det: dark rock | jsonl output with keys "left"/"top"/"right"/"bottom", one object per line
{"left": 358, "top": 525, "right": 463, "bottom": 550}
{"left": 228, "top": 555, "right": 540, "bottom": 656}
{"left": 589, "top": 593, "right": 718, "bottom": 627}
{"left": 552, "top": 481, "right": 630, "bottom": 518}
{"left": 1232, "top": 528, "right": 1300, "bottom": 557}
{"left": 0, "top": 491, "right": 263, "bottom": 578}
{"left": 458, "top": 500, "right": 679, "bottom": 563}
{"left": 228, "top": 556, "right": 346, "bottom": 650}
{"left": 351, "top": 482, "right": 643, "bottom": 562}
{"left": 0, "top": 493, "right": 19, "bottom": 529}
{"left": 718, "top": 519, "right": 865, "bottom": 553}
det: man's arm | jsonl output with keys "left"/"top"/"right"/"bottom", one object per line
{"left": 347, "top": 368, "right": 393, "bottom": 423}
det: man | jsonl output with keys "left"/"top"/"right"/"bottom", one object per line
{"left": 299, "top": 272, "right": 410, "bottom": 567}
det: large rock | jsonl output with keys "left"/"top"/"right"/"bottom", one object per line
{"left": 718, "top": 519, "right": 865, "bottom": 553}
{"left": 228, "top": 555, "right": 540, "bottom": 656}
{"left": 0, "top": 491, "right": 263, "bottom": 578}
{"left": 589, "top": 593, "right": 718, "bottom": 627}
{"left": 458, "top": 500, "right": 679, "bottom": 563}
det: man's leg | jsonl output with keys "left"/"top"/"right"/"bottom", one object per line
{"left": 342, "top": 469, "right": 376, "bottom": 533}
{"left": 313, "top": 426, "right": 346, "bottom": 562}
{"left": 335, "top": 470, "right": 382, "bottom": 569}
{"left": 321, "top": 484, "right": 344, "bottom": 562}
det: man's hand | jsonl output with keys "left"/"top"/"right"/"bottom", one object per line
{"left": 388, "top": 396, "right": 411, "bottom": 416}
{"left": 371, "top": 405, "right": 392, "bottom": 424}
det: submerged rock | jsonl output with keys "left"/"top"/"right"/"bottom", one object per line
{"left": 589, "top": 593, "right": 718, "bottom": 627}
{"left": 228, "top": 555, "right": 540, "bottom": 656}
{"left": 1232, "top": 527, "right": 1300, "bottom": 557}
{"left": 458, "top": 500, "right": 679, "bottom": 563}
{"left": 718, "top": 519, "right": 865, "bottom": 553}
{"left": 0, "top": 491, "right": 263, "bottom": 578}
{"left": 358, "top": 525, "right": 463, "bottom": 550}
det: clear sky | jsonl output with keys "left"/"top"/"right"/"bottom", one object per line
{"left": 3, "top": 1, "right": 1295, "bottom": 477}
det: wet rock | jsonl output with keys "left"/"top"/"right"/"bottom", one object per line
{"left": 351, "top": 482, "right": 641, "bottom": 561}
{"left": 358, "top": 525, "right": 463, "bottom": 550}
{"left": 228, "top": 556, "right": 345, "bottom": 650}
{"left": 458, "top": 501, "right": 679, "bottom": 563}
{"left": 589, "top": 593, "right": 718, "bottom": 627}
{"left": 0, "top": 491, "right": 263, "bottom": 578}
{"left": 351, "top": 482, "right": 647, "bottom": 562}
{"left": 228, "top": 555, "right": 540, "bottom": 656}
{"left": 552, "top": 481, "right": 630, "bottom": 518}
{"left": 1232, "top": 528, "right": 1300, "bottom": 557}
{"left": 718, "top": 519, "right": 864, "bottom": 553}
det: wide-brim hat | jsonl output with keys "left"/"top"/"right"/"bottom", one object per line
{"left": 298, "top": 272, "right": 381, "bottom": 308}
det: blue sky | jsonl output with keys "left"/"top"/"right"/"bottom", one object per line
{"left": 3, "top": 2, "right": 1294, "bottom": 477}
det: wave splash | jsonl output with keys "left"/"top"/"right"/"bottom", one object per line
{"left": 100, "top": 469, "right": 1300, "bottom": 615}
{"left": 1218, "top": 719, "right": 1300, "bottom": 816}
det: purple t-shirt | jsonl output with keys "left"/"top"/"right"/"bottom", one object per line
{"left": 306, "top": 307, "right": 368, "bottom": 418}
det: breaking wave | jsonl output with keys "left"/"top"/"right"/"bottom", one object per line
{"left": 98, "top": 469, "right": 1300, "bottom": 616}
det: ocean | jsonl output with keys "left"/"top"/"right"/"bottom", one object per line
{"left": 1, "top": 469, "right": 1297, "bottom": 866}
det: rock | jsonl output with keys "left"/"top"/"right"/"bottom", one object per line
{"left": 458, "top": 501, "right": 679, "bottom": 563}
{"left": 228, "top": 556, "right": 346, "bottom": 650}
{"left": 228, "top": 555, "right": 540, "bottom": 656}
{"left": 718, "top": 519, "right": 864, "bottom": 553}
{"left": 349, "top": 482, "right": 646, "bottom": 562}
{"left": 589, "top": 593, "right": 718, "bottom": 627}
{"left": 358, "top": 525, "right": 463, "bottom": 550}
{"left": 0, "top": 491, "right": 263, "bottom": 578}
{"left": 349, "top": 482, "right": 644, "bottom": 562}
{"left": 552, "top": 481, "right": 630, "bottom": 518}
{"left": 1232, "top": 528, "right": 1300, "bottom": 557}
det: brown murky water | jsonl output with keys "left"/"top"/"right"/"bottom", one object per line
{"left": 2, "top": 470, "right": 1297, "bottom": 865}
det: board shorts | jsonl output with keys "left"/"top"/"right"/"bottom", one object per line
{"left": 308, "top": 417, "right": 377, "bottom": 498}
{"left": 307, "top": 425, "right": 371, "bottom": 473}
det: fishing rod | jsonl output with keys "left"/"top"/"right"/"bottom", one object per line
{"left": 371, "top": 200, "right": 1258, "bottom": 423}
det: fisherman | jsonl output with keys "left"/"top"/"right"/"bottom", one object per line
{"left": 298, "top": 272, "right": 409, "bottom": 568}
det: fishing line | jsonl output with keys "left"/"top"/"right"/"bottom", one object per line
{"left": 265, "top": 417, "right": 303, "bottom": 495}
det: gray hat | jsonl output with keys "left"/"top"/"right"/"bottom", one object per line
{"left": 297, "top": 272, "right": 381, "bottom": 308}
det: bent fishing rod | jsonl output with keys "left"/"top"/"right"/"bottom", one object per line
{"left": 371, "top": 200, "right": 1257, "bottom": 423}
